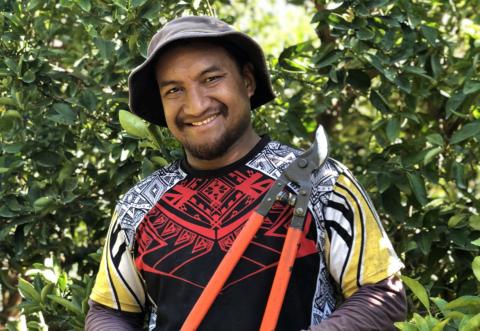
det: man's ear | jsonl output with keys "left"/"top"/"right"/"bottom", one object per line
{"left": 242, "top": 63, "right": 256, "bottom": 98}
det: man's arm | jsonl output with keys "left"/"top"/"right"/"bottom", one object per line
{"left": 85, "top": 300, "right": 145, "bottom": 331}
{"left": 307, "top": 276, "right": 407, "bottom": 331}
{"left": 316, "top": 166, "right": 406, "bottom": 330}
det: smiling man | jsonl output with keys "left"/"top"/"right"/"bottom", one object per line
{"left": 86, "top": 16, "right": 407, "bottom": 331}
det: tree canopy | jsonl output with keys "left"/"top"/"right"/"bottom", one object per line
{"left": 1, "top": 0, "right": 479, "bottom": 330}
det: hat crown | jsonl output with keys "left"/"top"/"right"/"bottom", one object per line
{"left": 147, "top": 16, "right": 233, "bottom": 56}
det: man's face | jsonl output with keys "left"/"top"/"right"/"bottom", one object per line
{"left": 155, "top": 41, "right": 256, "bottom": 161}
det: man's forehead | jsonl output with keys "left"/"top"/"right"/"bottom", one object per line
{"left": 155, "top": 40, "right": 235, "bottom": 71}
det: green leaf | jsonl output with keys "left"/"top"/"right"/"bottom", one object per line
{"left": 393, "top": 322, "right": 417, "bottom": 331}
{"left": 401, "top": 275, "right": 430, "bottom": 313}
{"left": 472, "top": 238, "right": 480, "bottom": 246}
{"left": 431, "top": 318, "right": 450, "bottom": 331}
{"left": 32, "top": 151, "right": 62, "bottom": 168}
{"left": 407, "top": 172, "right": 428, "bottom": 206}
{"left": 46, "top": 295, "right": 83, "bottom": 316}
{"left": 463, "top": 80, "right": 480, "bottom": 95}
{"left": 423, "top": 146, "right": 442, "bottom": 165}
{"left": 462, "top": 313, "right": 480, "bottom": 331}
{"left": 3, "top": 142, "right": 24, "bottom": 153}
{"left": 403, "top": 65, "right": 427, "bottom": 75}
{"left": 4, "top": 58, "right": 18, "bottom": 73}
{"left": 450, "top": 121, "right": 480, "bottom": 144}
{"left": 131, "top": 0, "right": 149, "bottom": 7}
{"left": 357, "top": 27, "right": 375, "bottom": 40}
{"left": 93, "top": 37, "right": 116, "bottom": 59}
{"left": 376, "top": 173, "right": 391, "bottom": 193}
{"left": 0, "top": 110, "right": 23, "bottom": 131}
{"left": 140, "top": 2, "right": 162, "bottom": 20}
{"left": 33, "top": 197, "right": 55, "bottom": 212}
{"left": 18, "top": 278, "right": 41, "bottom": 303}
{"left": 365, "top": 0, "right": 391, "bottom": 9}
{"left": 469, "top": 215, "right": 480, "bottom": 231}
{"left": 394, "top": 76, "right": 412, "bottom": 94}
{"left": 58, "top": 271, "right": 68, "bottom": 292}
{"left": 430, "top": 54, "right": 442, "bottom": 78}
{"left": 432, "top": 297, "right": 449, "bottom": 315}
{"left": 21, "top": 69, "right": 36, "bottom": 83}
{"left": 386, "top": 117, "right": 400, "bottom": 142}
{"left": 0, "top": 206, "right": 15, "bottom": 217}
{"left": 40, "top": 283, "right": 54, "bottom": 303}
{"left": 421, "top": 25, "right": 439, "bottom": 45}
{"left": 445, "top": 296, "right": 480, "bottom": 314}
{"left": 119, "top": 109, "right": 150, "bottom": 138}
{"left": 0, "top": 97, "right": 17, "bottom": 106}
{"left": 473, "top": 257, "right": 480, "bottom": 282}
{"left": 370, "top": 90, "right": 391, "bottom": 113}
{"left": 448, "top": 214, "right": 467, "bottom": 228}
{"left": 151, "top": 156, "right": 168, "bottom": 167}
{"left": 77, "top": 0, "right": 91, "bottom": 12}
{"left": 413, "top": 313, "right": 430, "bottom": 331}
{"left": 49, "top": 103, "right": 76, "bottom": 125}
{"left": 325, "top": 1, "right": 344, "bottom": 10}
{"left": 426, "top": 133, "right": 444, "bottom": 146}
{"left": 446, "top": 92, "right": 466, "bottom": 116}
{"left": 452, "top": 162, "right": 466, "bottom": 189}
{"left": 316, "top": 51, "right": 342, "bottom": 68}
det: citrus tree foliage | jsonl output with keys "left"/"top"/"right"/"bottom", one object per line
{"left": 1, "top": 0, "right": 479, "bottom": 329}
{"left": 262, "top": 0, "right": 480, "bottom": 329}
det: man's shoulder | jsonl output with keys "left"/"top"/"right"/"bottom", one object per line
{"left": 249, "top": 139, "right": 351, "bottom": 183}
{"left": 114, "top": 160, "right": 187, "bottom": 236}
{"left": 118, "top": 160, "right": 186, "bottom": 205}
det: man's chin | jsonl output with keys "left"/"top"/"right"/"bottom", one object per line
{"left": 184, "top": 143, "right": 230, "bottom": 161}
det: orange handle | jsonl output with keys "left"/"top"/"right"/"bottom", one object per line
{"left": 260, "top": 227, "right": 303, "bottom": 331}
{"left": 181, "top": 211, "right": 265, "bottom": 331}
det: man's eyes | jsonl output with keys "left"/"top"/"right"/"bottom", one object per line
{"left": 165, "top": 87, "right": 181, "bottom": 96}
{"left": 204, "top": 75, "right": 223, "bottom": 83}
{"left": 163, "top": 76, "right": 223, "bottom": 96}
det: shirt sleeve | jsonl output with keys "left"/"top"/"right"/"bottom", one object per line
{"left": 85, "top": 300, "right": 145, "bottom": 331}
{"left": 323, "top": 170, "right": 404, "bottom": 298}
{"left": 308, "top": 276, "right": 407, "bottom": 331}
{"left": 90, "top": 209, "right": 147, "bottom": 313}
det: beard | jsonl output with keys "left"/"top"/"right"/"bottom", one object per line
{"left": 177, "top": 104, "right": 251, "bottom": 160}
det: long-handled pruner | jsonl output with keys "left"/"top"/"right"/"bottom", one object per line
{"left": 181, "top": 125, "right": 329, "bottom": 331}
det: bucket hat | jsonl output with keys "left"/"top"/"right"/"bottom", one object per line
{"left": 128, "top": 15, "right": 275, "bottom": 127}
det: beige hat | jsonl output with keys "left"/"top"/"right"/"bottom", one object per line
{"left": 128, "top": 15, "right": 275, "bottom": 126}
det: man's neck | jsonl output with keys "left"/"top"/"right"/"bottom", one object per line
{"left": 185, "top": 128, "right": 261, "bottom": 171}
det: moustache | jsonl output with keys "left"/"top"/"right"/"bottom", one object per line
{"left": 175, "top": 104, "right": 228, "bottom": 129}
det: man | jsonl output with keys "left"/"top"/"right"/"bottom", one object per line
{"left": 86, "top": 16, "right": 407, "bottom": 330}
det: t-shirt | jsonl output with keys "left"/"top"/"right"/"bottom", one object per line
{"left": 90, "top": 137, "right": 403, "bottom": 330}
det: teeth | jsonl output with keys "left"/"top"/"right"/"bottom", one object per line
{"left": 191, "top": 114, "right": 217, "bottom": 126}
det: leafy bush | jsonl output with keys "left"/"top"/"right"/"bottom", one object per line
{"left": 397, "top": 249, "right": 480, "bottom": 330}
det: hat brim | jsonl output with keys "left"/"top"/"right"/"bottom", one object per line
{"left": 128, "top": 31, "right": 275, "bottom": 127}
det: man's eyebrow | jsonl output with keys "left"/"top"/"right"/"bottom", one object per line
{"left": 158, "top": 79, "right": 180, "bottom": 89}
{"left": 198, "top": 65, "right": 223, "bottom": 77}
{"left": 157, "top": 65, "right": 224, "bottom": 89}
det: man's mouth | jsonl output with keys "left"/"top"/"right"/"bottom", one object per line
{"left": 190, "top": 114, "right": 219, "bottom": 126}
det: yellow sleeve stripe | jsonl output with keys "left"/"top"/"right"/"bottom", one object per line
{"left": 334, "top": 181, "right": 364, "bottom": 298}
{"left": 90, "top": 216, "right": 145, "bottom": 313}
{"left": 336, "top": 174, "right": 404, "bottom": 297}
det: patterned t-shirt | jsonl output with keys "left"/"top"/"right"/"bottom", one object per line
{"left": 90, "top": 137, "right": 403, "bottom": 330}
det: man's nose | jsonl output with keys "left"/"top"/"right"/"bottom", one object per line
{"left": 184, "top": 87, "right": 210, "bottom": 116}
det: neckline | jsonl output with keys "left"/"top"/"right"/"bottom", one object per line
{"left": 180, "top": 136, "right": 270, "bottom": 178}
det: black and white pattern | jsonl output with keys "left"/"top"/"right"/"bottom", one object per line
{"left": 116, "top": 161, "right": 187, "bottom": 246}
{"left": 247, "top": 140, "right": 301, "bottom": 179}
